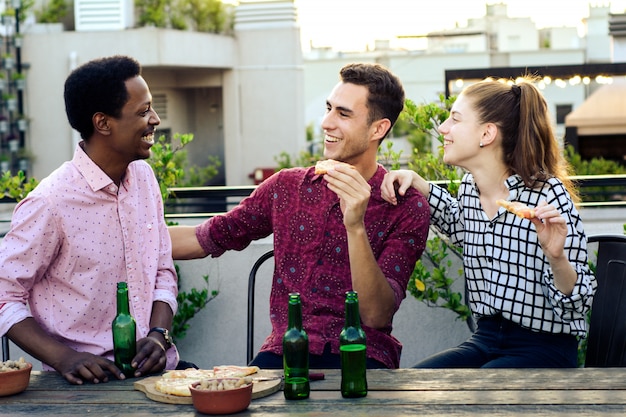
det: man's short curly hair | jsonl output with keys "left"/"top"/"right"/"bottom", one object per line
{"left": 64, "top": 55, "right": 141, "bottom": 140}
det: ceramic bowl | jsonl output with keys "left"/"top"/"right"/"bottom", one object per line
{"left": 0, "top": 362, "right": 32, "bottom": 397}
{"left": 189, "top": 378, "right": 253, "bottom": 415}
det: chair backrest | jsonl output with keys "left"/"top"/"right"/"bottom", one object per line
{"left": 247, "top": 250, "right": 274, "bottom": 365}
{"left": 1, "top": 335, "right": 9, "bottom": 361}
{"left": 584, "top": 234, "right": 626, "bottom": 367}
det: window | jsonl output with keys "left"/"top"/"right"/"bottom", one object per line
{"left": 555, "top": 104, "right": 572, "bottom": 124}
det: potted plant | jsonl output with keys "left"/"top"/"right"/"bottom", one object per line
{"left": 15, "top": 115, "right": 27, "bottom": 131}
{"left": 16, "top": 147, "right": 33, "bottom": 172}
{"left": 3, "top": 94, "right": 17, "bottom": 112}
{"left": 2, "top": 54, "right": 14, "bottom": 71}
{"left": 0, "top": 116, "right": 8, "bottom": 134}
{"left": 6, "top": 134, "right": 19, "bottom": 153}
{"left": 34, "top": 0, "right": 68, "bottom": 24}
{"left": 12, "top": 73, "right": 25, "bottom": 91}
{"left": 0, "top": 153, "right": 10, "bottom": 172}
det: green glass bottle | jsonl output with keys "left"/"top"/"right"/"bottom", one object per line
{"left": 112, "top": 282, "right": 136, "bottom": 378}
{"left": 339, "top": 290, "right": 367, "bottom": 398}
{"left": 282, "top": 292, "right": 310, "bottom": 400}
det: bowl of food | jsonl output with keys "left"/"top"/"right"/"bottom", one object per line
{"left": 0, "top": 358, "right": 32, "bottom": 397}
{"left": 189, "top": 377, "right": 253, "bottom": 415}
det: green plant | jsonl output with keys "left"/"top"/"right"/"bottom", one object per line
{"left": 393, "top": 95, "right": 469, "bottom": 321}
{"left": 407, "top": 236, "right": 470, "bottom": 321}
{"left": 0, "top": 170, "right": 38, "bottom": 200}
{"left": 147, "top": 132, "right": 221, "bottom": 341}
{"left": 34, "top": 0, "right": 68, "bottom": 23}
{"left": 565, "top": 145, "right": 626, "bottom": 202}
{"left": 136, "top": 0, "right": 234, "bottom": 34}
{"left": 183, "top": 0, "right": 231, "bottom": 33}
{"left": 171, "top": 266, "right": 218, "bottom": 340}
{"left": 4, "top": 0, "right": 35, "bottom": 24}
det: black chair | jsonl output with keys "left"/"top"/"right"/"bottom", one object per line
{"left": 247, "top": 249, "right": 274, "bottom": 365}
{"left": 2, "top": 335, "right": 9, "bottom": 361}
{"left": 584, "top": 234, "right": 626, "bottom": 367}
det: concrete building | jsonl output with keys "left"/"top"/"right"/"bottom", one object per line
{"left": 12, "top": 1, "right": 625, "bottom": 184}
{"left": 19, "top": 0, "right": 306, "bottom": 185}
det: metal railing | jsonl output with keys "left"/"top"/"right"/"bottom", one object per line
{"left": 0, "top": 174, "right": 623, "bottom": 225}
{"left": 163, "top": 174, "right": 626, "bottom": 218}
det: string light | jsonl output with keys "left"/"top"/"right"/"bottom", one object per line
{"left": 448, "top": 73, "right": 618, "bottom": 93}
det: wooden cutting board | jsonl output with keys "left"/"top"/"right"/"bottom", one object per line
{"left": 134, "top": 371, "right": 282, "bottom": 405}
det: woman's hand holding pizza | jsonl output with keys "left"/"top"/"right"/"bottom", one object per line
{"left": 530, "top": 201, "right": 568, "bottom": 261}
{"left": 498, "top": 199, "right": 567, "bottom": 260}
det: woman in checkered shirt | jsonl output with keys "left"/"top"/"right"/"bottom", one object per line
{"left": 381, "top": 76, "right": 596, "bottom": 368}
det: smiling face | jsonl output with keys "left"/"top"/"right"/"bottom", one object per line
{"left": 437, "top": 93, "right": 487, "bottom": 171}
{"left": 106, "top": 75, "right": 160, "bottom": 162}
{"left": 320, "top": 82, "right": 381, "bottom": 166}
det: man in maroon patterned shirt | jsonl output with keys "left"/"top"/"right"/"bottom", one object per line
{"left": 169, "top": 63, "right": 430, "bottom": 369}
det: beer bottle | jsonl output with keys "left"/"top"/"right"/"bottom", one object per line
{"left": 339, "top": 290, "right": 367, "bottom": 398}
{"left": 112, "top": 282, "right": 136, "bottom": 378}
{"left": 282, "top": 292, "right": 310, "bottom": 399}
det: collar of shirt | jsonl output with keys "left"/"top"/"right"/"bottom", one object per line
{"left": 74, "top": 142, "right": 133, "bottom": 195}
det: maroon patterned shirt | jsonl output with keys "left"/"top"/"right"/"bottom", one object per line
{"left": 195, "top": 165, "right": 429, "bottom": 368}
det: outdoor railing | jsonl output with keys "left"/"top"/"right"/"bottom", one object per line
{"left": 163, "top": 174, "right": 626, "bottom": 219}
{"left": 0, "top": 174, "right": 623, "bottom": 226}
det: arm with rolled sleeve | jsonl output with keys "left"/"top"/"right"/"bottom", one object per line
{"left": 542, "top": 185, "right": 596, "bottom": 331}
{"left": 427, "top": 181, "right": 467, "bottom": 247}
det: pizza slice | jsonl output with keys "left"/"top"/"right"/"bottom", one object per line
{"left": 314, "top": 159, "right": 355, "bottom": 175}
{"left": 496, "top": 199, "right": 536, "bottom": 219}
{"left": 155, "top": 368, "right": 216, "bottom": 396}
{"left": 153, "top": 366, "right": 260, "bottom": 397}
{"left": 213, "top": 365, "right": 260, "bottom": 378}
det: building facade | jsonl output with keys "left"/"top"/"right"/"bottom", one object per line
{"left": 15, "top": 1, "right": 626, "bottom": 184}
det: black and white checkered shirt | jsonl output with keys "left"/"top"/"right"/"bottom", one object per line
{"left": 428, "top": 173, "right": 596, "bottom": 337}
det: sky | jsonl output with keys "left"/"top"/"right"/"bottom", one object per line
{"left": 288, "top": 0, "right": 626, "bottom": 52}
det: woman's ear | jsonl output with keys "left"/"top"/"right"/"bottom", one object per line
{"left": 481, "top": 122, "right": 498, "bottom": 146}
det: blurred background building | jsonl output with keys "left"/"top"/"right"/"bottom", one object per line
{"left": 7, "top": 0, "right": 626, "bottom": 184}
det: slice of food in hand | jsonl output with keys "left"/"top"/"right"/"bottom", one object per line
{"left": 496, "top": 199, "right": 536, "bottom": 219}
{"left": 314, "top": 159, "right": 355, "bottom": 175}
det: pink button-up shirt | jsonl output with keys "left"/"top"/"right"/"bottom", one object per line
{"left": 0, "top": 144, "right": 178, "bottom": 369}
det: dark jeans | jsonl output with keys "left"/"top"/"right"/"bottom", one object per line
{"left": 250, "top": 342, "right": 387, "bottom": 369}
{"left": 414, "top": 314, "right": 579, "bottom": 368}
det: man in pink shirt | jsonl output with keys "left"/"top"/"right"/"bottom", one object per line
{"left": 0, "top": 56, "right": 179, "bottom": 384}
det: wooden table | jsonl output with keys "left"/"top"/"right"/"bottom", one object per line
{"left": 2, "top": 368, "right": 626, "bottom": 416}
